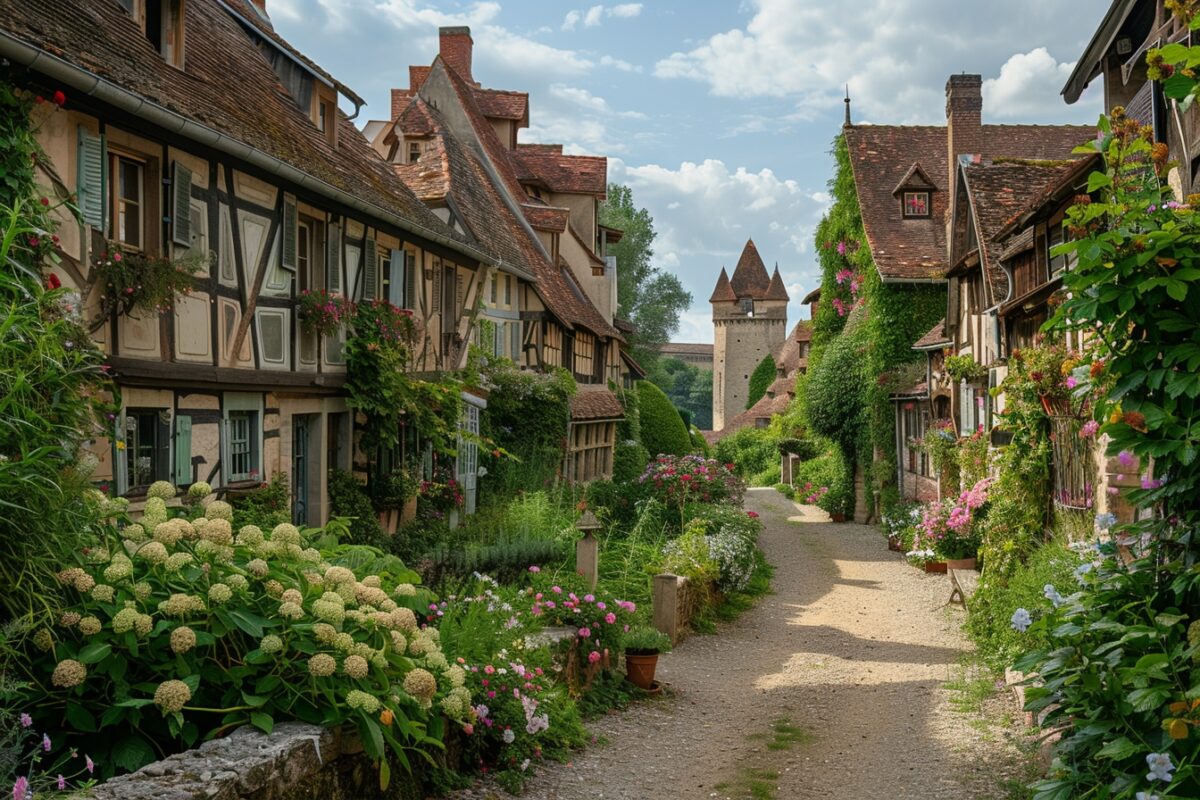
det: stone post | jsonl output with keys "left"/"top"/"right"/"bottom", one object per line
{"left": 576, "top": 509, "right": 601, "bottom": 589}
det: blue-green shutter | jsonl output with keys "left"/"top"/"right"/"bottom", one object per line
{"left": 362, "top": 237, "right": 377, "bottom": 300}
{"left": 171, "top": 161, "right": 192, "bottom": 246}
{"left": 77, "top": 126, "right": 106, "bottom": 230}
{"left": 173, "top": 415, "right": 192, "bottom": 485}
{"left": 326, "top": 222, "right": 341, "bottom": 292}
{"left": 281, "top": 199, "right": 297, "bottom": 271}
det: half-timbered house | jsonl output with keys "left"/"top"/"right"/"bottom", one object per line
{"left": 0, "top": 0, "right": 496, "bottom": 521}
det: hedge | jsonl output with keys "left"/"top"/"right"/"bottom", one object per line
{"left": 636, "top": 380, "right": 693, "bottom": 457}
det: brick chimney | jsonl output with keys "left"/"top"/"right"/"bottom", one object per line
{"left": 409, "top": 65, "right": 431, "bottom": 92}
{"left": 946, "top": 74, "right": 983, "bottom": 192}
{"left": 439, "top": 27, "right": 475, "bottom": 85}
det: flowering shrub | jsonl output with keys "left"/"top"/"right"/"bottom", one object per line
{"left": 524, "top": 576, "right": 638, "bottom": 660}
{"left": 295, "top": 289, "right": 352, "bottom": 337}
{"left": 92, "top": 247, "right": 204, "bottom": 322}
{"left": 28, "top": 486, "right": 467, "bottom": 779}
{"left": 5, "top": 708, "right": 97, "bottom": 799}
{"left": 909, "top": 478, "right": 991, "bottom": 562}
{"left": 662, "top": 509, "right": 762, "bottom": 593}
{"left": 637, "top": 455, "right": 745, "bottom": 510}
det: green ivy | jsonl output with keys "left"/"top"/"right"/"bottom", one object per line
{"left": 745, "top": 354, "right": 775, "bottom": 409}
{"left": 479, "top": 361, "right": 575, "bottom": 495}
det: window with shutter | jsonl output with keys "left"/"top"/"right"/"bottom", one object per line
{"left": 171, "top": 161, "right": 192, "bottom": 246}
{"left": 173, "top": 415, "right": 192, "bottom": 485}
{"left": 456, "top": 269, "right": 468, "bottom": 315}
{"left": 430, "top": 261, "right": 442, "bottom": 313}
{"left": 405, "top": 251, "right": 417, "bottom": 310}
{"left": 511, "top": 322, "right": 521, "bottom": 362}
{"left": 281, "top": 199, "right": 298, "bottom": 271}
{"left": 387, "top": 248, "right": 403, "bottom": 307}
{"left": 326, "top": 222, "right": 341, "bottom": 291}
{"left": 76, "top": 127, "right": 106, "bottom": 230}
{"left": 362, "top": 238, "right": 377, "bottom": 300}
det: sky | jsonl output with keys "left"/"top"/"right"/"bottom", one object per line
{"left": 268, "top": 0, "right": 1110, "bottom": 343}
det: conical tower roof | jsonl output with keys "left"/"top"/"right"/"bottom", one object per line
{"left": 730, "top": 239, "right": 771, "bottom": 298}
{"left": 709, "top": 267, "right": 737, "bottom": 303}
{"left": 764, "top": 266, "right": 790, "bottom": 301}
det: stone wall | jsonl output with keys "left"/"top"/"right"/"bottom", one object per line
{"left": 81, "top": 723, "right": 422, "bottom": 800}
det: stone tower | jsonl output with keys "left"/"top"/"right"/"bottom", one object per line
{"left": 712, "top": 239, "right": 789, "bottom": 430}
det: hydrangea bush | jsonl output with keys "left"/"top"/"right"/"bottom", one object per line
{"left": 637, "top": 455, "right": 745, "bottom": 510}
{"left": 30, "top": 484, "right": 467, "bottom": 782}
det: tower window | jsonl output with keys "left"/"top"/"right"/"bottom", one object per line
{"left": 903, "top": 191, "right": 930, "bottom": 218}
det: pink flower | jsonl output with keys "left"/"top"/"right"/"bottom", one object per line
{"left": 837, "top": 241, "right": 847, "bottom": 256}
{"left": 528, "top": 565, "right": 540, "bottom": 573}
{"left": 487, "top": 690, "right": 496, "bottom": 699}
{"left": 605, "top": 612, "right": 617, "bottom": 624}
{"left": 1118, "top": 450, "right": 1135, "bottom": 469}
{"left": 596, "top": 601, "right": 606, "bottom": 610}
{"left": 551, "top": 586, "right": 562, "bottom": 594}
{"left": 57, "top": 775, "right": 66, "bottom": 791}
{"left": 42, "top": 733, "right": 51, "bottom": 752}
{"left": 578, "top": 627, "right": 591, "bottom": 638}
{"left": 484, "top": 665, "right": 495, "bottom": 675}
{"left": 13, "top": 777, "right": 30, "bottom": 800}
{"left": 583, "top": 594, "right": 594, "bottom": 603}
{"left": 588, "top": 651, "right": 601, "bottom": 664}
{"left": 18, "top": 713, "right": 31, "bottom": 728}
{"left": 1079, "top": 420, "right": 1099, "bottom": 438}
{"left": 462, "top": 723, "right": 474, "bottom": 735}
{"left": 1065, "top": 376, "right": 1078, "bottom": 389}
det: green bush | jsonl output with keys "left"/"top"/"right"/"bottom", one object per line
{"left": 635, "top": 381, "right": 692, "bottom": 457}
{"left": 481, "top": 363, "right": 575, "bottom": 494}
{"left": 613, "top": 439, "right": 651, "bottom": 485}
{"left": 966, "top": 540, "right": 1081, "bottom": 672}
{"left": 228, "top": 472, "right": 291, "bottom": 531}
{"left": 794, "top": 446, "right": 852, "bottom": 516}
{"left": 714, "top": 427, "right": 777, "bottom": 482}
{"left": 327, "top": 469, "right": 385, "bottom": 546}
{"left": 806, "top": 314, "right": 867, "bottom": 456}
{"left": 28, "top": 492, "right": 459, "bottom": 778}
{"left": 746, "top": 355, "right": 776, "bottom": 409}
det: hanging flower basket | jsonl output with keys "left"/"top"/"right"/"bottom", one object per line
{"left": 296, "top": 289, "right": 353, "bottom": 337}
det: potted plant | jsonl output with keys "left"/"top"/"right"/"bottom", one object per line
{"left": 296, "top": 288, "right": 353, "bottom": 338}
{"left": 938, "top": 525, "right": 980, "bottom": 571}
{"left": 622, "top": 625, "right": 672, "bottom": 692}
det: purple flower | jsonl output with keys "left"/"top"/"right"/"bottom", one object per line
{"left": 1118, "top": 450, "right": 1136, "bottom": 469}
{"left": 837, "top": 241, "right": 847, "bottom": 256}
{"left": 18, "top": 713, "right": 31, "bottom": 728}
{"left": 1141, "top": 475, "right": 1163, "bottom": 490}
{"left": 1079, "top": 420, "right": 1099, "bottom": 438}
{"left": 86, "top": 755, "right": 94, "bottom": 774}
{"left": 13, "top": 776, "right": 30, "bottom": 800}
{"left": 527, "top": 565, "right": 540, "bottom": 573}
{"left": 57, "top": 775, "right": 66, "bottom": 790}
{"left": 42, "top": 732, "right": 51, "bottom": 751}
{"left": 1065, "top": 376, "right": 1078, "bottom": 389}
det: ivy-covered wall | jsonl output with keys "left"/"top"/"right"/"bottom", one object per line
{"left": 805, "top": 135, "right": 946, "bottom": 516}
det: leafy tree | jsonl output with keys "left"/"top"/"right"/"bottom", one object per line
{"left": 636, "top": 381, "right": 693, "bottom": 457}
{"left": 647, "top": 356, "right": 713, "bottom": 430}
{"left": 600, "top": 184, "right": 692, "bottom": 363}
{"left": 746, "top": 355, "right": 776, "bottom": 409}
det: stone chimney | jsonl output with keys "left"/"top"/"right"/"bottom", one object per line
{"left": 946, "top": 74, "right": 983, "bottom": 193}
{"left": 439, "top": 26, "right": 475, "bottom": 85}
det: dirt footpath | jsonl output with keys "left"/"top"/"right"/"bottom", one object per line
{"left": 457, "top": 488, "right": 1028, "bottom": 800}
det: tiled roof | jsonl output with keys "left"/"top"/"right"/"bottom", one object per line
{"left": 709, "top": 268, "right": 737, "bottom": 303}
{"left": 801, "top": 286, "right": 821, "bottom": 305}
{"left": 891, "top": 380, "right": 929, "bottom": 399}
{"left": 729, "top": 239, "right": 772, "bottom": 298}
{"left": 511, "top": 149, "right": 607, "bottom": 196}
{"left": 714, "top": 391, "right": 791, "bottom": 440}
{"left": 414, "top": 58, "right": 618, "bottom": 338}
{"left": 219, "top": 0, "right": 363, "bottom": 106}
{"left": 475, "top": 88, "right": 529, "bottom": 122}
{"left": 991, "top": 154, "right": 1102, "bottom": 243}
{"left": 1, "top": 0, "right": 476, "bottom": 256}
{"left": 912, "top": 318, "right": 951, "bottom": 350}
{"left": 961, "top": 161, "right": 1077, "bottom": 303}
{"left": 773, "top": 320, "right": 804, "bottom": 374}
{"left": 795, "top": 320, "right": 813, "bottom": 343}
{"left": 763, "top": 267, "right": 790, "bottom": 301}
{"left": 767, "top": 376, "right": 795, "bottom": 398}
{"left": 522, "top": 203, "right": 569, "bottom": 232}
{"left": 658, "top": 343, "right": 714, "bottom": 357}
{"left": 845, "top": 123, "right": 1092, "bottom": 282}
{"left": 570, "top": 385, "right": 624, "bottom": 421}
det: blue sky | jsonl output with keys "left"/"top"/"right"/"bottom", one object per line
{"left": 269, "top": 0, "right": 1109, "bottom": 343}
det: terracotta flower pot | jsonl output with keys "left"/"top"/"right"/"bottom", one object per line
{"left": 946, "top": 557, "right": 977, "bottom": 571}
{"left": 830, "top": 513, "right": 847, "bottom": 523}
{"left": 923, "top": 561, "right": 947, "bottom": 574}
{"left": 625, "top": 652, "right": 659, "bottom": 690}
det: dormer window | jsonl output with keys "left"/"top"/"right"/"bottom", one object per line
{"left": 408, "top": 142, "right": 421, "bottom": 163}
{"left": 903, "top": 191, "right": 930, "bottom": 218}
{"left": 312, "top": 85, "right": 338, "bottom": 147}
{"left": 122, "top": 0, "right": 185, "bottom": 67}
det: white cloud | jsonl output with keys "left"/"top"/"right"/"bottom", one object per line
{"left": 599, "top": 54, "right": 641, "bottom": 73}
{"left": 608, "top": 157, "right": 829, "bottom": 332}
{"left": 549, "top": 84, "right": 647, "bottom": 118}
{"left": 652, "top": 0, "right": 1106, "bottom": 124}
{"left": 375, "top": 0, "right": 500, "bottom": 29}
{"left": 983, "top": 48, "right": 1078, "bottom": 121}
{"left": 562, "top": 3, "right": 644, "bottom": 31}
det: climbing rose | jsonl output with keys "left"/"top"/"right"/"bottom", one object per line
{"left": 52, "top": 90, "right": 66, "bottom": 106}
{"left": 588, "top": 651, "right": 601, "bottom": 664}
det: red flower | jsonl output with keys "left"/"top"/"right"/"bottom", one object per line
{"left": 45, "top": 273, "right": 61, "bottom": 290}
{"left": 112, "top": 251, "right": 122, "bottom": 263}
{"left": 39, "top": 197, "right": 49, "bottom": 207}
{"left": 34, "top": 95, "right": 44, "bottom": 104}
{"left": 52, "top": 90, "right": 66, "bottom": 107}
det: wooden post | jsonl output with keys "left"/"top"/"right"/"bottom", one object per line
{"left": 576, "top": 534, "right": 598, "bottom": 590}
{"left": 653, "top": 573, "right": 681, "bottom": 645}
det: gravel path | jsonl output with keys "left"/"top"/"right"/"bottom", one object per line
{"left": 452, "top": 488, "right": 1027, "bottom": 799}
